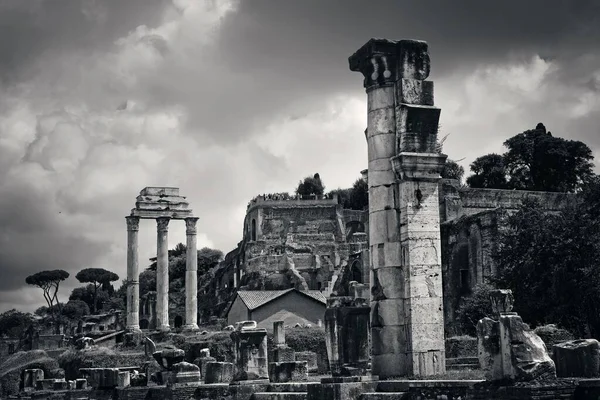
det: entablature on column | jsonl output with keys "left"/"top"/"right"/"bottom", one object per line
{"left": 130, "top": 186, "right": 194, "bottom": 219}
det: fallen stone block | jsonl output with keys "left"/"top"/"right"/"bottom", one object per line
{"left": 80, "top": 367, "right": 120, "bottom": 389}
{"left": 75, "top": 378, "right": 87, "bottom": 389}
{"left": 269, "top": 361, "right": 308, "bottom": 383}
{"left": 204, "top": 362, "right": 234, "bottom": 384}
{"left": 52, "top": 379, "right": 68, "bottom": 390}
{"left": 35, "top": 379, "right": 55, "bottom": 391}
{"left": 193, "top": 355, "right": 216, "bottom": 379}
{"left": 117, "top": 371, "right": 130, "bottom": 387}
{"left": 554, "top": 339, "right": 600, "bottom": 378}
{"left": 295, "top": 351, "right": 318, "bottom": 373}
{"left": 23, "top": 368, "right": 44, "bottom": 392}
{"left": 166, "top": 361, "right": 200, "bottom": 386}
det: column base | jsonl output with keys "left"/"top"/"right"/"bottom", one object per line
{"left": 125, "top": 326, "right": 142, "bottom": 333}
{"left": 156, "top": 325, "right": 171, "bottom": 332}
{"left": 183, "top": 324, "right": 199, "bottom": 332}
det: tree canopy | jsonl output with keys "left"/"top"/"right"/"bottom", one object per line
{"left": 493, "top": 178, "right": 600, "bottom": 338}
{"left": 296, "top": 173, "right": 325, "bottom": 197}
{"left": 441, "top": 159, "right": 465, "bottom": 182}
{"left": 25, "top": 269, "right": 69, "bottom": 333}
{"left": 0, "top": 309, "right": 35, "bottom": 338}
{"left": 466, "top": 123, "right": 595, "bottom": 192}
{"left": 75, "top": 268, "right": 119, "bottom": 314}
{"left": 328, "top": 177, "right": 369, "bottom": 210}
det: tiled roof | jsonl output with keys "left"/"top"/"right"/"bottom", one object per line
{"left": 236, "top": 289, "right": 327, "bottom": 311}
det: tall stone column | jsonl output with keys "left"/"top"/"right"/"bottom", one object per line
{"left": 156, "top": 217, "right": 171, "bottom": 331}
{"left": 184, "top": 217, "right": 199, "bottom": 331}
{"left": 349, "top": 39, "right": 446, "bottom": 377}
{"left": 126, "top": 216, "right": 141, "bottom": 331}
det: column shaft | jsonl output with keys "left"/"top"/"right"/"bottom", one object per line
{"left": 184, "top": 217, "right": 199, "bottom": 330}
{"left": 126, "top": 216, "right": 140, "bottom": 331}
{"left": 156, "top": 217, "right": 171, "bottom": 331}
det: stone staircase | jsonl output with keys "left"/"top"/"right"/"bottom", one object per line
{"left": 251, "top": 382, "right": 310, "bottom": 400}
{"left": 446, "top": 356, "right": 480, "bottom": 370}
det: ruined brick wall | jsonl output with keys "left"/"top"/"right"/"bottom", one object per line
{"left": 440, "top": 184, "right": 574, "bottom": 335}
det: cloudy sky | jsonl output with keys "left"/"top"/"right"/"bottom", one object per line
{"left": 1, "top": 0, "right": 599, "bottom": 312}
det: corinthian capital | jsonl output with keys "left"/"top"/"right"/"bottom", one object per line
{"left": 156, "top": 217, "right": 171, "bottom": 232}
{"left": 126, "top": 216, "right": 140, "bottom": 231}
{"left": 185, "top": 217, "right": 199, "bottom": 235}
{"left": 349, "top": 38, "right": 431, "bottom": 90}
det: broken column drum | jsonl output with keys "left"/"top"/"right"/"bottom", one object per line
{"left": 349, "top": 39, "right": 446, "bottom": 378}
{"left": 125, "top": 187, "right": 198, "bottom": 332}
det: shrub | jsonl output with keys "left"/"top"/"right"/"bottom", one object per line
{"left": 445, "top": 335, "right": 478, "bottom": 358}
{"left": 0, "top": 350, "right": 59, "bottom": 397}
{"left": 534, "top": 324, "right": 575, "bottom": 350}
{"left": 58, "top": 347, "right": 146, "bottom": 380}
{"left": 281, "top": 327, "right": 328, "bottom": 373}
{"left": 455, "top": 283, "right": 495, "bottom": 336}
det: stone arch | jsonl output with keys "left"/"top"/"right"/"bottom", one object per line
{"left": 251, "top": 219, "right": 257, "bottom": 241}
{"left": 139, "top": 319, "right": 149, "bottom": 330}
{"left": 174, "top": 315, "right": 183, "bottom": 329}
{"left": 350, "top": 259, "right": 363, "bottom": 283}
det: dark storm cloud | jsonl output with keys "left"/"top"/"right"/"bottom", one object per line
{"left": 0, "top": 0, "right": 172, "bottom": 82}
{"left": 146, "top": 0, "right": 600, "bottom": 140}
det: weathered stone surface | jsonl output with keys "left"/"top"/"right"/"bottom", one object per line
{"left": 75, "top": 378, "right": 87, "bottom": 389}
{"left": 79, "top": 368, "right": 120, "bottom": 389}
{"left": 325, "top": 297, "right": 370, "bottom": 377}
{"left": 554, "top": 339, "right": 600, "bottom": 378}
{"left": 193, "top": 355, "right": 216, "bottom": 379}
{"left": 231, "top": 327, "right": 269, "bottom": 381}
{"left": 489, "top": 289, "right": 515, "bottom": 316}
{"left": 235, "top": 320, "right": 258, "bottom": 331}
{"left": 501, "top": 314, "right": 556, "bottom": 381}
{"left": 153, "top": 348, "right": 185, "bottom": 370}
{"left": 22, "top": 369, "right": 44, "bottom": 392}
{"left": 204, "top": 362, "right": 234, "bottom": 384}
{"left": 144, "top": 337, "right": 156, "bottom": 358}
{"left": 269, "top": 361, "right": 308, "bottom": 383}
{"left": 274, "top": 321, "right": 286, "bottom": 346}
{"left": 272, "top": 346, "right": 296, "bottom": 363}
{"left": 166, "top": 361, "right": 200, "bottom": 386}
{"left": 35, "top": 379, "right": 55, "bottom": 391}
{"left": 117, "top": 371, "right": 130, "bottom": 387}
{"left": 52, "top": 379, "right": 67, "bottom": 390}
{"left": 396, "top": 78, "right": 434, "bottom": 106}
{"left": 478, "top": 314, "right": 556, "bottom": 382}
{"left": 295, "top": 352, "right": 318, "bottom": 373}
{"left": 155, "top": 216, "right": 171, "bottom": 332}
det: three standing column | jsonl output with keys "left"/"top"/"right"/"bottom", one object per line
{"left": 126, "top": 216, "right": 140, "bottom": 331}
{"left": 184, "top": 217, "right": 199, "bottom": 330}
{"left": 156, "top": 216, "right": 171, "bottom": 331}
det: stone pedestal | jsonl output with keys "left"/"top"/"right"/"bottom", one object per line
{"left": 156, "top": 217, "right": 171, "bottom": 331}
{"left": 231, "top": 324, "right": 269, "bottom": 381}
{"left": 126, "top": 216, "right": 140, "bottom": 331}
{"left": 205, "top": 362, "right": 235, "bottom": 383}
{"left": 477, "top": 310, "right": 556, "bottom": 382}
{"left": 184, "top": 217, "right": 200, "bottom": 331}
{"left": 324, "top": 296, "right": 370, "bottom": 376}
{"left": 80, "top": 368, "right": 120, "bottom": 389}
{"left": 117, "top": 371, "right": 130, "bottom": 387}
{"left": 349, "top": 38, "right": 446, "bottom": 378}
{"left": 554, "top": 339, "right": 600, "bottom": 378}
{"left": 166, "top": 361, "right": 201, "bottom": 386}
{"left": 269, "top": 361, "right": 308, "bottom": 382}
{"left": 23, "top": 369, "right": 44, "bottom": 392}
{"left": 153, "top": 348, "right": 185, "bottom": 370}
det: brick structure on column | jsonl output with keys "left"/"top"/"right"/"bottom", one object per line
{"left": 349, "top": 38, "right": 446, "bottom": 378}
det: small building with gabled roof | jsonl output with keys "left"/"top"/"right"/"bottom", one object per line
{"left": 226, "top": 289, "right": 327, "bottom": 331}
